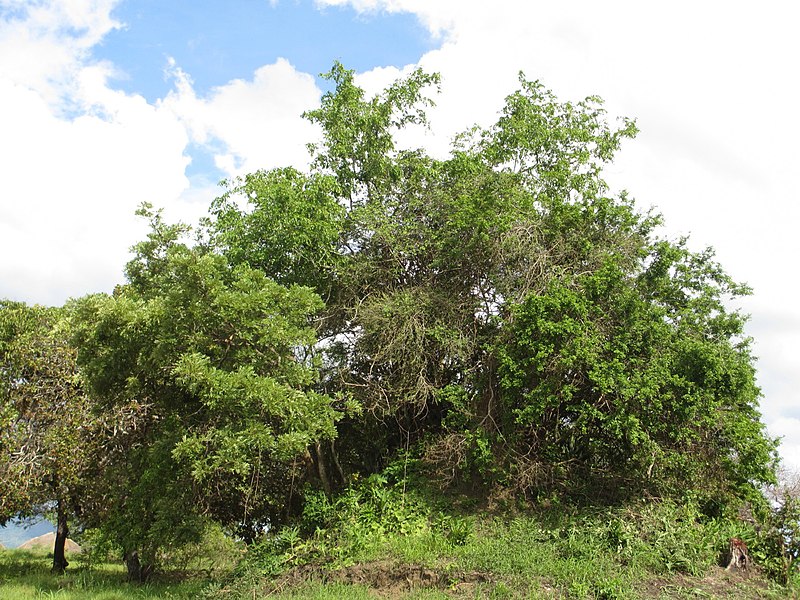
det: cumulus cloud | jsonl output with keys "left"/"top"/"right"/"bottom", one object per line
{"left": 161, "top": 57, "right": 321, "bottom": 178}
{"left": 0, "top": 73, "right": 192, "bottom": 303}
{"left": 0, "top": 0, "right": 121, "bottom": 107}
{"left": 0, "top": 0, "right": 191, "bottom": 305}
{"left": 0, "top": 3, "right": 324, "bottom": 306}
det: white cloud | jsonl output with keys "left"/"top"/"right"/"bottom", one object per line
{"left": 0, "top": 0, "right": 121, "bottom": 107}
{"left": 161, "top": 57, "right": 321, "bottom": 178}
{"left": 0, "top": 4, "right": 323, "bottom": 306}
{"left": 0, "top": 1, "right": 192, "bottom": 305}
{"left": 0, "top": 71, "right": 192, "bottom": 303}
{"left": 769, "top": 417, "right": 800, "bottom": 473}
{"left": 314, "top": 0, "right": 457, "bottom": 37}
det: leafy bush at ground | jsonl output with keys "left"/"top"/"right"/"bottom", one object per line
{"left": 750, "top": 494, "right": 800, "bottom": 587}
{"left": 210, "top": 468, "right": 797, "bottom": 598}
{"left": 2, "top": 480, "right": 798, "bottom": 599}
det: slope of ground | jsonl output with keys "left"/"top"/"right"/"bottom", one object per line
{"left": 219, "top": 558, "right": 787, "bottom": 599}
{"left": 17, "top": 532, "right": 82, "bottom": 553}
{"left": 208, "top": 487, "right": 798, "bottom": 599}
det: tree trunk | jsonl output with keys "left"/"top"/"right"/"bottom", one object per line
{"left": 51, "top": 498, "right": 69, "bottom": 574}
{"left": 315, "top": 440, "right": 332, "bottom": 495}
{"left": 476, "top": 354, "right": 499, "bottom": 433}
{"left": 124, "top": 550, "right": 142, "bottom": 582}
{"left": 311, "top": 440, "right": 345, "bottom": 496}
{"left": 329, "top": 439, "right": 345, "bottom": 486}
{"left": 725, "top": 537, "right": 751, "bottom": 570}
{"left": 124, "top": 550, "right": 153, "bottom": 582}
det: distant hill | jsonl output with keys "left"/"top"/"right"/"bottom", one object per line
{"left": 0, "top": 519, "right": 55, "bottom": 548}
{"left": 18, "top": 532, "right": 81, "bottom": 553}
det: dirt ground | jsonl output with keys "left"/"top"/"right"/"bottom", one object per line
{"left": 269, "top": 559, "right": 495, "bottom": 598}
{"left": 266, "top": 560, "right": 784, "bottom": 599}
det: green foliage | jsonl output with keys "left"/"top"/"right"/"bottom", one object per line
{"left": 495, "top": 248, "right": 776, "bottom": 503}
{"left": 70, "top": 205, "right": 339, "bottom": 561}
{"left": 299, "top": 62, "right": 778, "bottom": 507}
{"left": 751, "top": 495, "right": 800, "bottom": 586}
{"left": 480, "top": 74, "right": 638, "bottom": 198}
{"left": 0, "top": 300, "right": 98, "bottom": 572}
{"left": 209, "top": 168, "right": 345, "bottom": 294}
{"left": 230, "top": 462, "right": 466, "bottom": 587}
{"left": 304, "top": 62, "right": 440, "bottom": 203}
{"left": 223, "top": 494, "right": 787, "bottom": 598}
{"left": 1, "top": 62, "right": 782, "bottom": 591}
{"left": 451, "top": 501, "right": 756, "bottom": 597}
{"left": 296, "top": 473, "right": 433, "bottom": 563}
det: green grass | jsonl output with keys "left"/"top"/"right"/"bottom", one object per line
{"left": 0, "top": 549, "right": 212, "bottom": 600}
{"left": 210, "top": 475, "right": 799, "bottom": 599}
{"left": 3, "top": 487, "right": 797, "bottom": 599}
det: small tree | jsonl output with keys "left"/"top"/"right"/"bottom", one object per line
{"left": 0, "top": 301, "right": 95, "bottom": 572}
{"left": 753, "top": 469, "right": 800, "bottom": 584}
{"left": 71, "top": 206, "right": 339, "bottom": 578}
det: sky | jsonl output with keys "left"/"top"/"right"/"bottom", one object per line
{"left": 0, "top": 0, "right": 798, "bottom": 480}
{"left": 0, "top": 517, "right": 52, "bottom": 548}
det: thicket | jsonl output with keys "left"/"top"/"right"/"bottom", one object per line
{"left": 1, "top": 63, "right": 794, "bottom": 590}
{"left": 206, "top": 463, "right": 798, "bottom": 598}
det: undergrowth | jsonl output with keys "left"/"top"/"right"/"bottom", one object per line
{"left": 210, "top": 465, "right": 799, "bottom": 598}
{"left": 4, "top": 468, "right": 798, "bottom": 599}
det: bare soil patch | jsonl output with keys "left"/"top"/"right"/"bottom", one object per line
{"left": 640, "top": 565, "right": 776, "bottom": 599}
{"left": 268, "top": 561, "right": 782, "bottom": 599}
{"left": 271, "top": 559, "right": 493, "bottom": 598}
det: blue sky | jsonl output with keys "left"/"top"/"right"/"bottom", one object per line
{"left": 0, "top": 0, "right": 799, "bottom": 477}
{"left": 96, "top": 0, "right": 434, "bottom": 102}
{"left": 91, "top": 0, "right": 434, "bottom": 182}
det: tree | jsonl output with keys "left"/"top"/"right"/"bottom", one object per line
{"left": 0, "top": 301, "right": 95, "bottom": 572}
{"left": 209, "top": 167, "right": 345, "bottom": 296}
{"left": 495, "top": 243, "right": 776, "bottom": 504}
{"left": 70, "top": 206, "right": 340, "bottom": 578}
{"left": 210, "top": 63, "right": 777, "bottom": 508}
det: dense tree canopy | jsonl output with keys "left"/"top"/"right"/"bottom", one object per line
{"left": 0, "top": 63, "right": 778, "bottom": 576}
{"left": 211, "top": 64, "right": 776, "bottom": 508}
{"left": 69, "top": 206, "right": 340, "bottom": 575}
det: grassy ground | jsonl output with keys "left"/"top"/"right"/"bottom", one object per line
{"left": 0, "top": 549, "right": 212, "bottom": 600}
{"left": 208, "top": 490, "right": 798, "bottom": 599}
{"left": 258, "top": 467, "right": 800, "bottom": 598}
{"left": 2, "top": 485, "right": 797, "bottom": 599}
{"left": 0, "top": 531, "right": 792, "bottom": 600}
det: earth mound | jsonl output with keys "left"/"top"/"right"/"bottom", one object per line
{"left": 18, "top": 532, "right": 82, "bottom": 553}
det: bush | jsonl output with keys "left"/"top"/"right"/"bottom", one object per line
{"left": 751, "top": 495, "right": 800, "bottom": 585}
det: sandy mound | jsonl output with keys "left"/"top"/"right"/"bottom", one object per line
{"left": 18, "top": 532, "right": 82, "bottom": 553}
